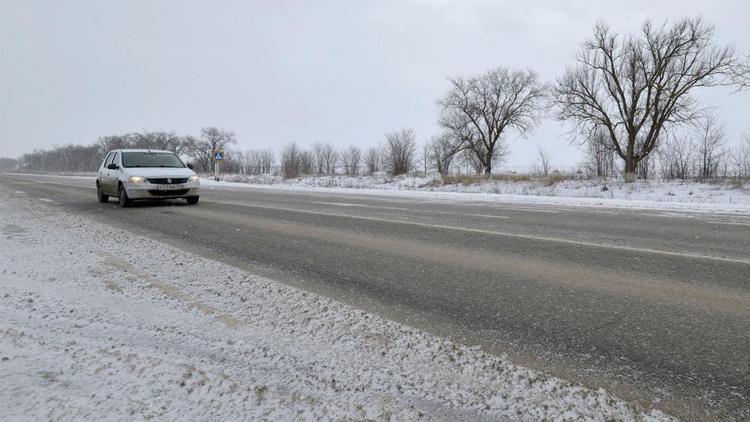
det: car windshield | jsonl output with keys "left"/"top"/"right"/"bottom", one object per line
{"left": 121, "top": 152, "right": 184, "bottom": 168}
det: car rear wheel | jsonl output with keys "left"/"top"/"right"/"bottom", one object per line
{"left": 97, "top": 183, "right": 109, "bottom": 203}
{"left": 118, "top": 185, "right": 131, "bottom": 208}
{"left": 186, "top": 196, "right": 199, "bottom": 205}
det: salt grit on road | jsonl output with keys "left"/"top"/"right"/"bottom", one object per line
{"left": 0, "top": 192, "right": 672, "bottom": 421}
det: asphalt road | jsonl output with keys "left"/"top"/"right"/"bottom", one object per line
{"left": 1, "top": 173, "right": 749, "bottom": 420}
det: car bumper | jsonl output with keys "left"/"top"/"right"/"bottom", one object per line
{"left": 125, "top": 183, "right": 200, "bottom": 200}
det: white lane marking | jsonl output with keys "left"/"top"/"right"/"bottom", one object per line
{"left": 706, "top": 220, "right": 750, "bottom": 227}
{"left": 206, "top": 199, "right": 750, "bottom": 265}
{"left": 310, "top": 201, "right": 411, "bottom": 212}
{"left": 13, "top": 190, "right": 26, "bottom": 194}
{"left": 311, "top": 201, "right": 510, "bottom": 220}
{"left": 465, "top": 213, "right": 511, "bottom": 220}
{"left": 38, "top": 198, "right": 58, "bottom": 204}
{"left": 584, "top": 209, "right": 619, "bottom": 215}
{"left": 474, "top": 205, "right": 559, "bottom": 214}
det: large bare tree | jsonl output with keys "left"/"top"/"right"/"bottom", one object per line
{"left": 555, "top": 18, "right": 743, "bottom": 181}
{"left": 439, "top": 67, "right": 547, "bottom": 175}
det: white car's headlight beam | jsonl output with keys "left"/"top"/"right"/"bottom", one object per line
{"left": 189, "top": 175, "right": 200, "bottom": 183}
{"left": 128, "top": 176, "right": 148, "bottom": 184}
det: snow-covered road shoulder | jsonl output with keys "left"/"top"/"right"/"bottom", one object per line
{"left": 201, "top": 174, "right": 750, "bottom": 215}
{"left": 0, "top": 191, "right": 672, "bottom": 420}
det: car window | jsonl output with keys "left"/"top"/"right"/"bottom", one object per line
{"left": 111, "top": 152, "right": 120, "bottom": 167}
{"left": 102, "top": 152, "right": 113, "bottom": 168}
{"left": 121, "top": 152, "right": 185, "bottom": 168}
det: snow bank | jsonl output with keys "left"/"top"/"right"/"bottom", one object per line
{"left": 203, "top": 175, "right": 750, "bottom": 215}
{"left": 0, "top": 192, "right": 673, "bottom": 420}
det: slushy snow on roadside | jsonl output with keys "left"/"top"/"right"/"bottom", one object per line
{"left": 0, "top": 190, "right": 673, "bottom": 421}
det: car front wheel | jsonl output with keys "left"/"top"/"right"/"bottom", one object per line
{"left": 97, "top": 183, "right": 109, "bottom": 203}
{"left": 118, "top": 185, "right": 131, "bottom": 208}
{"left": 186, "top": 196, "right": 199, "bottom": 205}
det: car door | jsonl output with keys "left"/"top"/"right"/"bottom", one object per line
{"left": 98, "top": 152, "right": 113, "bottom": 192}
{"left": 102, "top": 152, "right": 120, "bottom": 195}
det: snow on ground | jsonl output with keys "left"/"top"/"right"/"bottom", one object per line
{"left": 203, "top": 174, "right": 750, "bottom": 215}
{"left": 0, "top": 192, "right": 673, "bottom": 420}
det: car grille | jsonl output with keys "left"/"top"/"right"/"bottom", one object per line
{"left": 147, "top": 177, "right": 189, "bottom": 184}
{"left": 148, "top": 189, "right": 190, "bottom": 196}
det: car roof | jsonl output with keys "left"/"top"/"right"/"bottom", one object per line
{"left": 110, "top": 149, "right": 175, "bottom": 154}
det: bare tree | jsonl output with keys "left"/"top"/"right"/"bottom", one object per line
{"left": 419, "top": 142, "right": 432, "bottom": 174}
{"left": 341, "top": 145, "right": 362, "bottom": 176}
{"left": 584, "top": 129, "right": 616, "bottom": 177}
{"left": 731, "top": 134, "right": 750, "bottom": 179}
{"left": 439, "top": 67, "right": 547, "bottom": 176}
{"left": 299, "top": 150, "right": 315, "bottom": 175}
{"left": 97, "top": 134, "right": 132, "bottom": 158}
{"left": 181, "top": 128, "right": 236, "bottom": 172}
{"left": 181, "top": 135, "right": 211, "bottom": 171}
{"left": 313, "top": 143, "right": 338, "bottom": 175}
{"left": 555, "top": 18, "right": 743, "bottom": 181}
{"left": 312, "top": 143, "right": 326, "bottom": 174}
{"left": 657, "top": 134, "right": 694, "bottom": 180}
{"left": 339, "top": 147, "right": 351, "bottom": 176}
{"left": 363, "top": 146, "right": 382, "bottom": 175}
{"left": 259, "top": 149, "right": 275, "bottom": 174}
{"left": 385, "top": 129, "right": 417, "bottom": 176}
{"left": 537, "top": 147, "right": 551, "bottom": 176}
{"left": 131, "top": 130, "right": 183, "bottom": 153}
{"left": 429, "top": 134, "right": 457, "bottom": 177}
{"left": 693, "top": 112, "right": 727, "bottom": 179}
{"left": 281, "top": 143, "right": 301, "bottom": 178}
{"left": 459, "top": 149, "right": 484, "bottom": 175}
{"left": 201, "top": 127, "right": 236, "bottom": 171}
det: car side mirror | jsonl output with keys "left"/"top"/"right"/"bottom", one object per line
{"left": 107, "top": 163, "right": 119, "bottom": 170}
{"left": 187, "top": 163, "right": 194, "bottom": 170}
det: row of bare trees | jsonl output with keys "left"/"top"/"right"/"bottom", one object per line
{"left": 433, "top": 17, "right": 748, "bottom": 181}
{"left": 0, "top": 157, "right": 18, "bottom": 171}
{"left": 16, "top": 128, "right": 237, "bottom": 173}
{"left": 279, "top": 129, "right": 419, "bottom": 178}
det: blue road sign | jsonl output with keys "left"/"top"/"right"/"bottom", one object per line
{"left": 214, "top": 151, "right": 223, "bottom": 161}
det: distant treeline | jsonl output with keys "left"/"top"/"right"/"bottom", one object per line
{"left": 13, "top": 128, "right": 241, "bottom": 174}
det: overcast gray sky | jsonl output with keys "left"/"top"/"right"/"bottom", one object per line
{"left": 1, "top": 0, "right": 748, "bottom": 167}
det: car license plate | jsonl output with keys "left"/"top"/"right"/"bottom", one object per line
{"left": 157, "top": 184, "right": 183, "bottom": 190}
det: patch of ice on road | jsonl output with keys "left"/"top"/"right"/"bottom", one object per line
{"left": 0, "top": 192, "right": 673, "bottom": 421}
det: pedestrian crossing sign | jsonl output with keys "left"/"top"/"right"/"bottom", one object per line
{"left": 214, "top": 151, "right": 223, "bottom": 161}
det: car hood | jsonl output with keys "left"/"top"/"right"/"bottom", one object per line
{"left": 121, "top": 167, "right": 196, "bottom": 178}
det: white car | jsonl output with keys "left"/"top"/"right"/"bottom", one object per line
{"left": 96, "top": 149, "right": 201, "bottom": 207}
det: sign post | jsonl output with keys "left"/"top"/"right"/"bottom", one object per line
{"left": 213, "top": 148, "right": 224, "bottom": 181}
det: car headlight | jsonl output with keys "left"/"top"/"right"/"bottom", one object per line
{"left": 128, "top": 176, "right": 148, "bottom": 184}
{"left": 189, "top": 175, "right": 200, "bottom": 183}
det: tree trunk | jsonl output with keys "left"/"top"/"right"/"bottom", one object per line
{"left": 623, "top": 156, "right": 638, "bottom": 182}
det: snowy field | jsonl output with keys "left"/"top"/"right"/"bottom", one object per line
{"left": 203, "top": 174, "right": 750, "bottom": 215}
{"left": 0, "top": 192, "right": 673, "bottom": 420}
